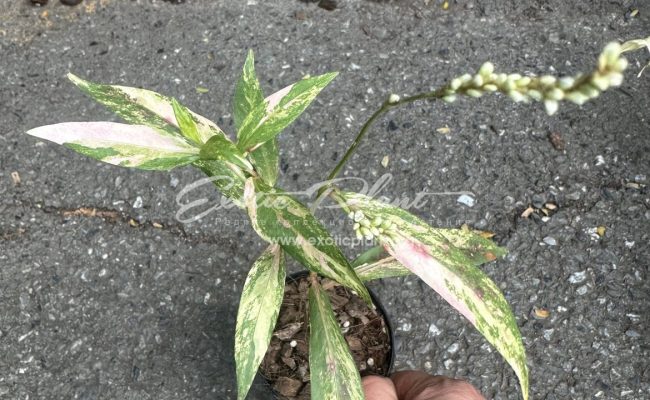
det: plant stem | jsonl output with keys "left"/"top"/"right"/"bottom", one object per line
{"left": 316, "top": 88, "right": 448, "bottom": 199}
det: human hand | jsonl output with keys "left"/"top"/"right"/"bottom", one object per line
{"left": 362, "top": 371, "right": 485, "bottom": 400}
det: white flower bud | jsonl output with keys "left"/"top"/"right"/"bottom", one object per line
{"left": 442, "top": 95, "right": 456, "bottom": 103}
{"left": 504, "top": 79, "right": 517, "bottom": 92}
{"left": 347, "top": 211, "right": 355, "bottom": 219}
{"left": 388, "top": 94, "right": 400, "bottom": 104}
{"left": 544, "top": 100, "right": 559, "bottom": 115}
{"left": 516, "top": 76, "right": 532, "bottom": 87}
{"left": 472, "top": 74, "right": 484, "bottom": 87}
{"left": 558, "top": 77, "right": 575, "bottom": 90}
{"left": 353, "top": 210, "right": 364, "bottom": 222}
{"left": 590, "top": 74, "right": 609, "bottom": 91}
{"left": 360, "top": 218, "right": 371, "bottom": 227}
{"left": 613, "top": 58, "right": 628, "bottom": 72}
{"left": 527, "top": 89, "right": 543, "bottom": 101}
{"left": 602, "top": 42, "right": 622, "bottom": 65}
{"left": 479, "top": 62, "right": 495, "bottom": 77}
{"left": 466, "top": 89, "right": 483, "bottom": 98}
{"left": 508, "top": 90, "right": 527, "bottom": 103}
{"left": 356, "top": 231, "right": 364, "bottom": 241}
{"left": 372, "top": 216, "right": 383, "bottom": 227}
{"left": 483, "top": 84, "right": 498, "bottom": 92}
{"left": 539, "top": 75, "right": 557, "bottom": 86}
{"left": 608, "top": 72, "right": 624, "bottom": 86}
{"left": 459, "top": 74, "right": 473, "bottom": 84}
{"left": 353, "top": 222, "right": 360, "bottom": 230}
{"left": 370, "top": 227, "right": 380, "bottom": 237}
{"left": 495, "top": 73, "right": 508, "bottom": 85}
{"left": 360, "top": 227, "right": 372, "bottom": 239}
{"left": 508, "top": 73, "right": 522, "bottom": 81}
{"left": 545, "top": 88, "right": 565, "bottom": 101}
{"left": 580, "top": 85, "right": 600, "bottom": 99}
{"left": 565, "top": 91, "right": 588, "bottom": 105}
{"left": 450, "top": 78, "right": 463, "bottom": 91}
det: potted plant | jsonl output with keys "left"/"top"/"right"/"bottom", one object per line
{"left": 25, "top": 37, "right": 647, "bottom": 400}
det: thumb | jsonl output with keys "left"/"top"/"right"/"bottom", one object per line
{"left": 362, "top": 375, "right": 399, "bottom": 400}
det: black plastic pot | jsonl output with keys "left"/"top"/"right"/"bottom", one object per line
{"left": 261, "top": 270, "right": 395, "bottom": 398}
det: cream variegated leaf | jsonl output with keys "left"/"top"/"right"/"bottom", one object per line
{"left": 309, "top": 278, "right": 365, "bottom": 400}
{"left": 243, "top": 178, "right": 371, "bottom": 305}
{"left": 27, "top": 122, "right": 198, "bottom": 170}
{"left": 338, "top": 191, "right": 528, "bottom": 400}
{"left": 233, "top": 50, "right": 280, "bottom": 186}
{"left": 235, "top": 245, "right": 285, "bottom": 400}
{"left": 68, "top": 73, "right": 225, "bottom": 144}
{"left": 237, "top": 72, "right": 338, "bottom": 151}
{"left": 354, "top": 256, "right": 411, "bottom": 282}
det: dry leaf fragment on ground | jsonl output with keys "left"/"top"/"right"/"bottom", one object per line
{"left": 11, "top": 171, "right": 21, "bottom": 185}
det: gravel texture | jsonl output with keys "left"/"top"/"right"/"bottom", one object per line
{"left": 1, "top": 0, "right": 649, "bottom": 399}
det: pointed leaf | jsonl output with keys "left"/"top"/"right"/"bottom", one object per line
{"left": 235, "top": 245, "right": 286, "bottom": 400}
{"left": 68, "top": 73, "right": 225, "bottom": 144}
{"left": 171, "top": 98, "right": 202, "bottom": 145}
{"left": 244, "top": 178, "right": 371, "bottom": 305}
{"left": 351, "top": 245, "right": 387, "bottom": 268}
{"left": 200, "top": 134, "right": 253, "bottom": 173}
{"left": 249, "top": 139, "right": 280, "bottom": 186}
{"left": 309, "top": 278, "right": 365, "bottom": 400}
{"left": 192, "top": 159, "right": 246, "bottom": 204}
{"left": 232, "top": 51, "right": 280, "bottom": 186}
{"left": 237, "top": 72, "right": 338, "bottom": 151}
{"left": 233, "top": 49, "right": 264, "bottom": 132}
{"left": 27, "top": 122, "right": 198, "bottom": 170}
{"left": 354, "top": 256, "right": 411, "bottom": 282}
{"left": 339, "top": 192, "right": 528, "bottom": 400}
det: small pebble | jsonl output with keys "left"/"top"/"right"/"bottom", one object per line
{"left": 569, "top": 271, "right": 587, "bottom": 284}
{"left": 543, "top": 236, "right": 557, "bottom": 246}
{"left": 576, "top": 285, "right": 589, "bottom": 295}
{"left": 543, "top": 329, "right": 554, "bottom": 341}
{"left": 133, "top": 196, "right": 143, "bottom": 209}
{"left": 367, "top": 358, "right": 374, "bottom": 366}
{"left": 446, "top": 343, "right": 459, "bottom": 354}
{"left": 290, "top": 340, "right": 297, "bottom": 347}
{"left": 428, "top": 323, "right": 441, "bottom": 336}
{"left": 457, "top": 194, "right": 475, "bottom": 207}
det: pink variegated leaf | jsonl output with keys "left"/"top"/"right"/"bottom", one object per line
{"left": 338, "top": 191, "right": 529, "bottom": 400}
{"left": 27, "top": 122, "right": 198, "bottom": 170}
{"left": 68, "top": 73, "right": 226, "bottom": 145}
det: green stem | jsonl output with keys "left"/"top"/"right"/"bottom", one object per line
{"left": 316, "top": 88, "right": 448, "bottom": 199}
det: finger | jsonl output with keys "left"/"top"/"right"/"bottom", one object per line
{"left": 391, "top": 370, "right": 485, "bottom": 400}
{"left": 362, "top": 375, "right": 399, "bottom": 400}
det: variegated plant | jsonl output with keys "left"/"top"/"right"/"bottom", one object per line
{"left": 26, "top": 39, "right": 647, "bottom": 400}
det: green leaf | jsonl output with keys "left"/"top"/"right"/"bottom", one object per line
{"left": 235, "top": 245, "right": 286, "bottom": 400}
{"left": 171, "top": 98, "right": 202, "bottom": 145}
{"left": 309, "top": 278, "right": 365, "bottom": 400}
{"left": 249, "top": 139, "right": 280, "bottom": 186}
{"left": 351, "top": 245, "right": 387, "bottom": 268}
{"left": 68, "top": 73, "right": 225, "bottom": 144}
{"left": 192, "top": 159, "right": 246, "bottom": 204}
{"left": 200, "top": 135, "right": 253, "bottom": 173}
{"left": 243, "top": 178, "right": 371, "bottom": 305}
{"left": 233, "top": 50, "right": 280, "bottom": 186}
{"left": 237, "top": 72, "right": 338, "bottom": 151}
{"left": 339, "top": 191, "right": 528, "bottom": 400}
{"left": 233, "top": 49, "right": 265, "bottom": 132}
{"left": 354, "top": 256, "right": 411, "bottom": 282}
{"left": 27, "top": 122, "right": 198, "bottom": 170}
